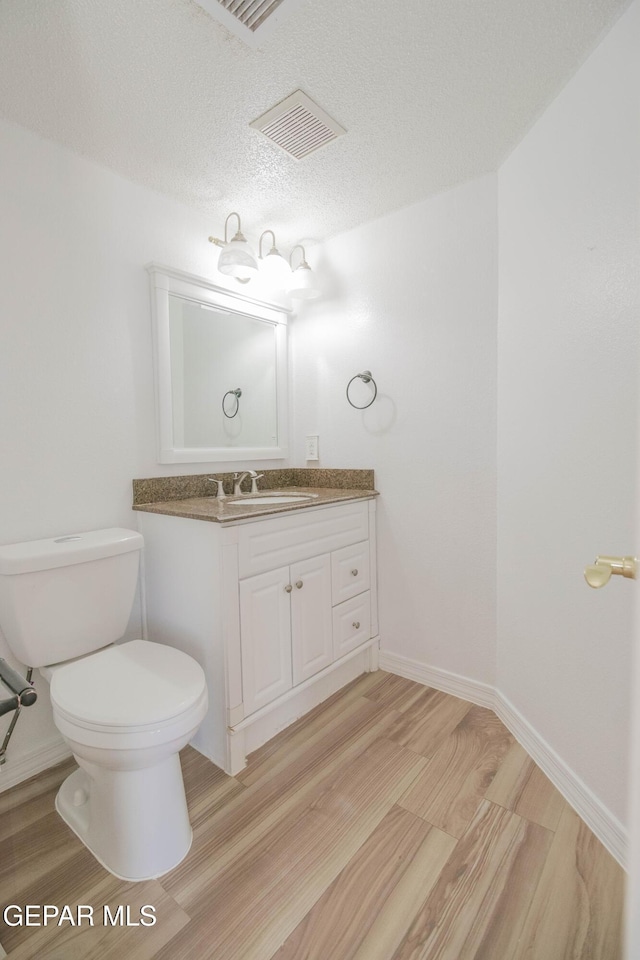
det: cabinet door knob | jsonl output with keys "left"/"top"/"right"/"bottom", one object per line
{"left": 295, "top": 580, "right": 304, "bottom": 589}
{"left": 351, "top": 568, "right": 358, "bottom": 576}
{"left": 352, "top": 620, "right": 361, "bottom": 629}
{"left": 284, "top": 584, "right": 293, "bottom": 593}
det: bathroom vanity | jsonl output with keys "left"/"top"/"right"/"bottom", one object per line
{"left": 134, "top": 478, "right": 378, "bottom": 774}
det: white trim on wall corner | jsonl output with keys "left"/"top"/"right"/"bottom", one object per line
{"left": 378, "top": 648, "right": 628, "bottom": 869}
{"left": 0, "top": 737, "right": 72, "bottom": 794}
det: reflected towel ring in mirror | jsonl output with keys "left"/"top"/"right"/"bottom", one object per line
{"left": 222, "top": 388, "right": 242, "bottom": 419}
{"left": 346, "top": 371, "right": 378, "bottom": 409}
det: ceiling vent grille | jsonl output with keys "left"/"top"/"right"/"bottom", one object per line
{"left": 194, "top": 0, "right": 302, "bottom": 48}
{"left": 218, "top": 0, "right": 284, "bottom": 31}
{"left": 250, "top": 90, "right": 346, "bottom": 160}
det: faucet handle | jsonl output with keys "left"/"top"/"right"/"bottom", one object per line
{"left": 250, "top": 473, "right": 264, "bottom": 494}
{"left": 207, "top": 477, "right": 226, "bottom": 500}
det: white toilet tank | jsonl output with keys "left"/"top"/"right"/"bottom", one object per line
{"left": 0, "top": 528, "right": 143, "bottom": 667}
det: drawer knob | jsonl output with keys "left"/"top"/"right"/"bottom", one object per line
{"left": 295, "top": 580, "right": 304, "bottom": 589}
{"left": 351, "top": 568, "right": 358, "bottom": 576}
{"left": 284, "top": 584, "right": 293, "bottom": 593}
{"left": 352, "top": 620, "right": 361, "bottom": 629}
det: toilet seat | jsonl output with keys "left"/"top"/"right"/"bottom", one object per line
{"left": 50, "top": 639, "right": 206, "bottom": 734}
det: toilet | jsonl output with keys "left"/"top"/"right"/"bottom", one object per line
{"left": 0, "top": 527, "right": 207, "bottom": 882}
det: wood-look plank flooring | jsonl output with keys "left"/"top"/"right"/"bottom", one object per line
{"left": 0, "top": 671, "right": 625, "bottom": 959}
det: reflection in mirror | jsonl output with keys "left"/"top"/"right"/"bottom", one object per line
{"left": 169, "top": 297, "right": 277, "bottom": 449}
{"left": 148, "top": 264, "right": 289, "bottom": 463}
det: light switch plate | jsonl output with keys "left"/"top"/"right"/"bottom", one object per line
{"left": 305, "top": 435, "right": 319, "bottom": 461}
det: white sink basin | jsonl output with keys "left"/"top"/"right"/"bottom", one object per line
{"left": 229, "top": 493, "right": 317, "bottom": 506}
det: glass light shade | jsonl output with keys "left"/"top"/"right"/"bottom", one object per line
{"left": 260, "top": 249, "right": 291, "bottom": 283}
{"left": 289, "top": 263, "right": 321, "bottom": 300}
{"left": 218, "top": 237, "right": 259, "bottom": 281}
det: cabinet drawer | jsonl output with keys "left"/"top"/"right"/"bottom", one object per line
{"left": 331, "top": 541, "right": 370, "bottom": 605}
{"left": 238, "top": 500, "right": 369, "bottom": 578}
{"left": 332, "top": 592, "right": 371, "bottom": 660}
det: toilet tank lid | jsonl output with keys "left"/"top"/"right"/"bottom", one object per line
{"left": 0, "top": 528, "right": 143, "bottom": 575}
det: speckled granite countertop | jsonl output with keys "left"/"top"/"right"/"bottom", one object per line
{"left": 133, "top": 486, "right": 377, "bottom": 524}
{"left": 132, "top": 469, "right": 377, "bottom": 524}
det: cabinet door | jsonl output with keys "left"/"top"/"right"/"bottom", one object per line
{"left": 291, "top": 554, "right": 333, "bottom": 685}
{"left": 240, "top": 566, "right": 293, "bottom": 715}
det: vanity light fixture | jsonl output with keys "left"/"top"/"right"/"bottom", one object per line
{"left": 258, "top": 230, "right": 290, "bottom": 283}
{"left": 208, "top": 212, "right": 259, "bottom": 284}
{"left": 208, "top": 218, "right": 321, "bottom": 298}
{"left": 289, "top": 244, "right": 321, "bottom": 300}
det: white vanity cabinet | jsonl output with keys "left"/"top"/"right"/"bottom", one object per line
{"left": 137, "top": 496, "right": 378, "bottom": 774}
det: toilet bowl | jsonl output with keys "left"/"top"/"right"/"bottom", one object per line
{"left": 46, "top": 639, "right": 207, "bottom": 881}
{"left": 0, "top": 528, "right": 208, "bottom": 882}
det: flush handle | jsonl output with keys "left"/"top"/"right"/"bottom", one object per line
{"left": 584, "top": 555, "right": 637, "bottom": 589}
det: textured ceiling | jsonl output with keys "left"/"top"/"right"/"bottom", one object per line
{"left": 0, "top": 0, "right": 631, "bottom": 248}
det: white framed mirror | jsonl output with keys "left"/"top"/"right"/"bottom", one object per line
{"left": 147, "top": 264, "right": 290, "bottom": 463}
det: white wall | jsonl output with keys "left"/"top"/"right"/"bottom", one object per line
{"left": 291, "top": 175, "right": 498, "bottom": 686}
{"left": 0, "top": 119, "right": 274, "bottom": 781}
{"left": 497, "top": 0, "right": 640, "bottom": 826}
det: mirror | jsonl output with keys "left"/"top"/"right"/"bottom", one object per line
{"left": 148, "top": 264, "right": 289, "bottom": 463}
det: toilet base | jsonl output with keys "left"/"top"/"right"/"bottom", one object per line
{"left": 56, "top": 759, "right": 193, "bottom": 882}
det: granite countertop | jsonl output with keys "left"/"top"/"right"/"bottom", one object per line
{"left": 132, "top": 469, "right": 377, "bottom": 524}
{"left": 132, "top": 486, "right": 377, "bottom": 524}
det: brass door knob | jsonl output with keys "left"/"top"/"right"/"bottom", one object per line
{"left": 584, "top": 555, "right": 637, "bottom": 589}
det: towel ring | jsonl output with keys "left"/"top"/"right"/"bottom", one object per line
{"left": 346, "top": 371, "right": 377, "bottom": 409}
{"left": 222, "top": 388, "right": 242, "bottom": 419}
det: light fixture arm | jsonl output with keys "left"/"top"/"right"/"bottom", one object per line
{"left": 224, "top": 212, "right": 244, "bottom": 243}
{"left": 288, "top": 243, "right": 320, "bottom": 299}
{"left": 259, "top": 230, "right": 278, "bottom": 259}
{"left": 208, "top": 211, "right": 245, "bottom": 249}
{"left": 289, "top": 244, "right": 309, "bottom": 270}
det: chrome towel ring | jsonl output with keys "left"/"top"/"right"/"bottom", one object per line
{"left": 346, "top": 371, "right": 377, "bottom": 409}
{"left": 222, "top": 388, "right": 242, "bottom": 419}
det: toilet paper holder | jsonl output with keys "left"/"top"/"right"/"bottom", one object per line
{"left": 584, "top": 555, "right": 638, "bottom": 589}
{"left": 0, "top": 658, "right": 37, "bottom": 765}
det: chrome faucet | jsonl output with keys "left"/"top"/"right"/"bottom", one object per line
{"left": 233, "top": 470, "right": 264, "bottom": 495}
{"left": 233, "top": 472, "right": 251, "bottom": 495}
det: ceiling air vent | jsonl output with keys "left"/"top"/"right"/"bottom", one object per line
{"left": 194, "top": 0, "right": 303, "bottom": 48}
{"left": 250, "top": 90, "right": 346, "bottom": 160}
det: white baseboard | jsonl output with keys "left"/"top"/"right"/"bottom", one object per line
{"left": 378, "top": 650, "right": 496, "bottom": 709}
{"left": 0, "top": 736, "right": 72, "bottom": 794}
{"left": 379, "top": 648, "right": 627, "bottom": 869}
{"left": 495, "top": 691, "right": 627, "bottom": 869}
